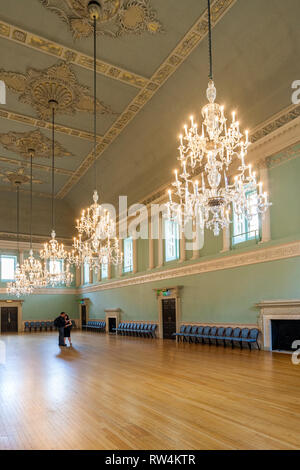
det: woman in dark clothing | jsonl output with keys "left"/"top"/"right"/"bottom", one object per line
{"left": 64, "top": 313, "right": 73, "bottom": 347}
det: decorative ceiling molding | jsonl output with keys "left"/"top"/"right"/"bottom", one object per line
{"left": 266, "top": 142, "right": 300, "bottom": 169}
{"left": 0, "top": 19, "right": 148, "bottom": 88}
{"left": 0, "top": 183, "right": 52, "bottom": 199}
{"left": 80, "top": 240, "right": 300, "bottom": 294}
{"left": 57, "top": 0, "right": 237, "bottom": 198}
{"left": 0, "top": 155, "right": 73, "bottom": 177}
{"left": 0, "top": 129, "right": 73, "bottom": 159}
{"left": 0, "top": 107, "right": 103, "bottom": 142}
{"left": 251, "top": 104, "right": 300, "bottom": 144}
{"left": 0, "top": 60, "right": 117, "bottom": 120}
{"left": 39, "top": 0, "right": 163, "bottom": 39}
{"left": 0, "top": 167, "right": 43, "bottom": 186}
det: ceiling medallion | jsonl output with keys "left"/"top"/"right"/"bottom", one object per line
{"left": 0, "top": 167, "right": 43, "bottom": 186}
{"left": 0, "top": 129, "right": 73, "bottom": 159}
{"left": 39, "top": 0, "right": 163, "bottom": 39}
{"left": 0, "top": 61, "right": 116, "bottom": 120}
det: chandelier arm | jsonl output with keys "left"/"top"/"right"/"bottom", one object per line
{"left": 207, "top": 0, "right": 213, "bottom": 80}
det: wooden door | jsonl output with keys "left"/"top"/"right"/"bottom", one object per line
{"left": 1, "top": 307, "right": 18, "bottom": 332}
{"left": 81, "top": 305, "right": 86, "bottom": 328}
{"left": 162, "top": 299, "right": 176, "bottom": 339}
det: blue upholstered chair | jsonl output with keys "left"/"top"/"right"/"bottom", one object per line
{"left": 214, "top": 327, "right": 225, "bottom": 346}
{"left": 24, "top": 321, "right": 30, "bottom": 332}
{"left": 223, "top": 327, "right": 233, "bottom": 347}
{"left": 183, "top": 325, "right": 192, "bottom": 342}
{"left": 173, "top": 325, "right": 186, "bottom": 341}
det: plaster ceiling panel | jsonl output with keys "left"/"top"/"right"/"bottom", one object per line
{"left": 66, "top": 0, "right": 300, "bottom": 210}
{"left": 0, "top": 0, "right": 207, "bottom": 78}
{"left": 0, "top": 37, "right": 138, "bottom": 134}
{"left": 0, "top": 117, "right": 93, "bottom": 172}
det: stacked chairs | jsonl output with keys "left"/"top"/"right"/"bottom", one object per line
{"left": 24, "top": 321, "right": 55, "bottom": 332}
{"left": 83, "top": 321, "right": 106, "bottom": 332}
{"left": 115, "top": 322, "right": 157, "bottom": 338}
{"left": 173, "top": 325, "right": 260, "bottom": 350}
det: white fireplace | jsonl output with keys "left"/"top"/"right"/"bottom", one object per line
{"left": 257, "top": 300, "right": 300, "bottom": 351}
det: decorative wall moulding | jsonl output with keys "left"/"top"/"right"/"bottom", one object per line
{"left": 39, "top": 0, "right": 163, "bottom": 39}
{"left": 0, "top": 19, "right": 148, "bottom": 89}
{"left": 0, "top": 129, "right": 73, "bottom": 160}
{"left": 0, "top": 287, "right": 77, "bottom": 295}
{"left": 80, "top": 240, "right": 300, "bottom": 294}
{"left": 0, "top": 61, "right": 117, "bottom": 120}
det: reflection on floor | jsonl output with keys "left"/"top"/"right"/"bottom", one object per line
{"left": 0, "top": 331, "right": 299, "bottom": 450}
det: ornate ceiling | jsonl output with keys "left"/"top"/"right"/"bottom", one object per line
{"left": 0, "top": 0, "right": 299, "bottom": 229}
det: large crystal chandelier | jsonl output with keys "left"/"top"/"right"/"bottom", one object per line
{"left": 70, "top": 1, "right": 123, "bottom": 273}
{"left": 166, "top": 0, "right": 271, "bottom": 237}
{"left": 40, "top": 99, "right": 73, "bottom": 287}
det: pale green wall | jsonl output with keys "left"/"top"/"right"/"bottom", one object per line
{"left": 85, "top": 152, "right": 300, "bottom": 325}
{"left": 87, "top": 257, "right": 300, "bottom": 325}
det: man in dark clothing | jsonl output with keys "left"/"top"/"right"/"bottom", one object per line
{"left": 54, "top": 312, "right": 66, "bottom": 347}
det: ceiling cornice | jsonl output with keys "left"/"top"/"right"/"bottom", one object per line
{"left": 0, "top": 107, "right": 103, "bottom": 142}
{"left": 56, "top": 0, "right": 238, "bottom": 199}
{"left": 0, "top": 20, "right": 148, "bottom": 89}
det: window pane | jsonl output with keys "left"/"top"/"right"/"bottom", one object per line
{"left": 247, "top": 191, "right": 259, "bottom": 238}
{"left": 83, "top": 263, "right": 90, "bottom": 284}
{"left": 101, "top": 263, "right": 108, "bottom": 279}
{"left": 49, "top": 260, "right": 63, "bottom": 275}
{"left": 123, "top": 237, "right": 133, "bottom": 273}
{"left": 232, "top": 189, "right": 260, "bottom": 245}
{"left": 1, "top": 256, "right": 16, "bottom": 280}
{"left": 164, "top": 220, "right": 179, "bottom": 262}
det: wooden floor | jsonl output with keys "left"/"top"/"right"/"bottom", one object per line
{"left": 0, "top": 331, "right": 299, "bottom": 450}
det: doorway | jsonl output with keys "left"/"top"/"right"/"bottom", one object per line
{"left": 1, "top": 307, "right": 18, "bottom": 332}
{"left": 81, "top": 304, "right": 87, "bottom": 329}
{"left": 162, "top": 299, "right": 176, "bottom": 339}
{"left": 108, "top": 317, "right": 116, "bottom": 333}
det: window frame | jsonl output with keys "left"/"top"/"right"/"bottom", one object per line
{"left": 0, "top": 255, "right": 17, "bottom": 281}
{"left": 164, "top": 219, "right": 180, "bottom": 263}
{"left": 83, "top": 262, "right": 90, "bottom": 285}
{"left": 101, "top": 262, "right": 108, "bottom": 280}
{"left": 232, "top": 188, "right": 260, "bottom": 246}
{"left": 123, "top": 236, "right": 133, "bottom": 274}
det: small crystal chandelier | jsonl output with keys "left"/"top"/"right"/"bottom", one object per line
{"left": 71, "top": 1, "right": 123, "bottom": 272}
{"left": 166, "top": 0, "right": 271, "bottom": 237}
{"left": 17, "top": 150, "right": 47, "bottom": 292}
{"left": 40, "top": 99, "right": 73, "bottom": 287}
{"left": 7, "top": 182, "right": 31, "bottom": 297}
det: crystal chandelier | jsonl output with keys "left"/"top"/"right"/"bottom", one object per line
{"left": 40, "top": 99, "right": 73, "bottom": 287}
{"left": 17, "top": 150, "right": 47, "bottom": 292}
{"left": 166, "top": 0, "right": 271, "bottom": 237}
{"left": 70, "top": 1, "right": 123, "bottom": 272}
{"left": 7, "top": 183, "right": 32, "bottom": 297}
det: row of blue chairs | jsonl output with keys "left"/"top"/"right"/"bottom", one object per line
{"left": 114, "top": 322, "right": 157, "bottom": 338}
{"left": 173, "top": 326, "right": 260, "bottom": 350}
{"left": 24, "top": 321, "right": 76, "bottom": 332}
{"left": 83, "top": 321, "right": 106, "bottom": 332}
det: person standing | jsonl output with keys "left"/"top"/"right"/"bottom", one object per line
{"left": 64, "top": 313, "right": 73, "bottom": 347}
{"left": 54, "top": 312, "right": 66, "bottom": 347}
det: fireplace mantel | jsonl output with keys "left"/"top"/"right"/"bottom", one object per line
{"left": 257, "top": 300, "right": 300, "bottom": 350}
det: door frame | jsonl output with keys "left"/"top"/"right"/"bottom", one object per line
{"left": 154, "top": 287, "right": 182, "bottom": 339}
{"left": 0, "top": 300, "right": 23, "bottom": 333}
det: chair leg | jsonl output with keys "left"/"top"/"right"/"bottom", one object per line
{"left": 256, "top": 341, "right": 260, "bottom": 350}
{"left": 248, "top": 342, "right": 251, "bottom": 351}
{"left": 231, "top": 340, "right": 234, "bottom": 349}
{"left": 239, "top": 341, "right": 243, "bottom": 350}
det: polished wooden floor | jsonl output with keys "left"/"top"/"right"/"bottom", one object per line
{"left": 0, "top": 331, "right": 299, "bottom": 450}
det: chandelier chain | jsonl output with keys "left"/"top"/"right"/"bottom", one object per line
{"left": 30, "top": 153, "right": 33, "bottom": 249}
{"left": 207, "top": 0, "right": 213, "bottom": 80}
{"left": 93, "top": 15, "right": 97, "bottom": 191}
{"left": 51, "top": 106, "right": 55, "bottom": 231}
